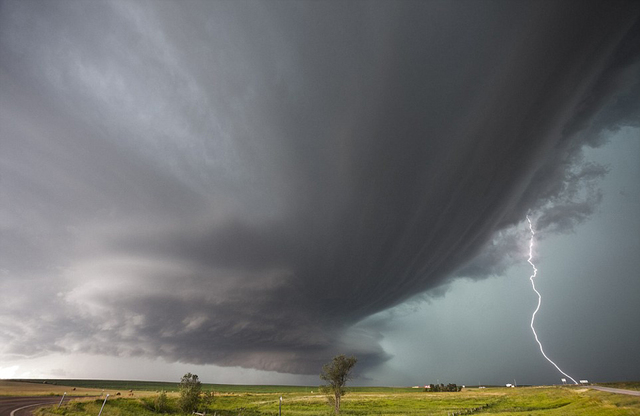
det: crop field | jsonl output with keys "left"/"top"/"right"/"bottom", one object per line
{"left": 3, "top": 380, "right": 639, "bottom": 415}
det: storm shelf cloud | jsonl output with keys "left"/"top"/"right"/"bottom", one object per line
{"left": 1, "top": 0, "right": 639, "bottom": 378}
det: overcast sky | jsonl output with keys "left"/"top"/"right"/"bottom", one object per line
{"left": 1, "top": 0, "right": 639, "bottom": 386}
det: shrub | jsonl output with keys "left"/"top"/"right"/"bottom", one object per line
{"left": 178, "top": 373, "right": 202, "bottom": 413}
{"left": 154, "top": 390, "right": 169, "bottom": 413}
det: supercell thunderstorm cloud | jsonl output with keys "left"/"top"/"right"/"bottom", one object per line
{"left": 1, "top": 1, "right": 639, "bottom": 381}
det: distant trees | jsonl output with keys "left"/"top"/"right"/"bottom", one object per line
{"left": 425, "top": 383, "right": 462, "bottom": 392}
{"left": 320, "top": 354, "right": 358, "bottom": 414}
{"left": 178, "top": 373, "right": 202, "bottom": 412}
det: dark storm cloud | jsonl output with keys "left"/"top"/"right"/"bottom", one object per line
{"left": 1, "top": 1, "right": 639, "bottom": 374}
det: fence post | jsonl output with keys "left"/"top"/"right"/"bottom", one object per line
{"left": 98, "top": 393, "right": 109, "bottom": 416}
{"left": 58, "top": 392, "right": 66, "bottom": 408}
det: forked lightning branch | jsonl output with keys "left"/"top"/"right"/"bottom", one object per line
{"left": 526, "top": 215, "right": 578, "bottom": 385}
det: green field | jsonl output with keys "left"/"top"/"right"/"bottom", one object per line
{"left": 10, "top": 379, "right": 638, "bottom": 416}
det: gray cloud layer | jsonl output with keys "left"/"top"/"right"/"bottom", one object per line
{"left": 1, "top": 1, "right": 639, "bottom": 374}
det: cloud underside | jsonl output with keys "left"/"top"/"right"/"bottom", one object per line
{"left": 1, "top": 1, "right": 639, "bottom": 374}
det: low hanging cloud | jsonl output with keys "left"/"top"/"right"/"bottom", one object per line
{"left": 1, "top": 1, "right": 639, "bottom": 374}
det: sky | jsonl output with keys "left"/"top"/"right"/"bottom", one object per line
{"left": 1, "top": 0, "right": 639, "bottom": 387}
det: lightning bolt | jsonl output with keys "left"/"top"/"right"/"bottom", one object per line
{"left": 527, "top": 215, "right": 578, "bottom": 385}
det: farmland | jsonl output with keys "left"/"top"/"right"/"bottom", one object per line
{"left": 2, "top": 380, "right": 639, "bottom": 415}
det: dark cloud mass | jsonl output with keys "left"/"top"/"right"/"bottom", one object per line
{"left": 1, "top": 1, "right": 639, "bottom": 375}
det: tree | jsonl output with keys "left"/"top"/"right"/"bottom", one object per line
{"left": 320, "top": 355, "right": 357, "bottom": 414}
{"left": 178, "top": 373, "right": 202, "bottom": 413}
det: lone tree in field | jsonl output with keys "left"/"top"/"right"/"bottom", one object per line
{"left": 178, "top": 372, "right": 202, "bottom": 413}
{"left": 320, "top": 354, "right": 357, "bottom": 414}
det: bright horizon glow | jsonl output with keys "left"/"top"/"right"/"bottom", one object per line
{"left": 527, "top": 215, "right": 578, "bottom": 385}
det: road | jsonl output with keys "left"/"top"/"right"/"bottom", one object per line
{"left": 0, "top": 396, "right": 73, "bottom": 416}
{"left": 589, "top": 386, "right": 640, "bottom": 396}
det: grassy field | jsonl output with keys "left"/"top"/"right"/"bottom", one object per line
{"left": 0, "top": 380, "right": 101, "bottom": 397}
{"left": 2, "top": 379, "right": 637, "bottom": 416}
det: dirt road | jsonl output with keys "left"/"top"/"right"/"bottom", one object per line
{"left": 590, "top": 386, "right": 640, "bottom": 396}
{"left": 0, "top": 396, "right": 72, "bottom": 416}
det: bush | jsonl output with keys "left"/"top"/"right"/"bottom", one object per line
{"left": 202, "top": 390, "right": 215, "bottom": 406}
{"left": 178, "top": 373, "right": 202, "bottom": 413}
{"left": 154, "top": 390, "right": 169, "bottom": 413}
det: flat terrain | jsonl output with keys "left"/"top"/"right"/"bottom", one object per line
{"left": 0, "top": 381, "right": 101, "bottom": 397}
{"left": 2, "top": 380, "right": 639, "bottom": 415}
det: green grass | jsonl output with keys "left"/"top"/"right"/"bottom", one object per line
{"left": 31, "top": 385, "right": 640, "bottom": 416}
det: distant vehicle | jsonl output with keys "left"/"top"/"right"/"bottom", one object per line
{"left": 580, "top": 380, "right": 589, "bottom": 385}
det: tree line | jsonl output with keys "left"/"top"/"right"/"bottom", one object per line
{"left": 425, "top": 383, "right": 462, "bottom": 392}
